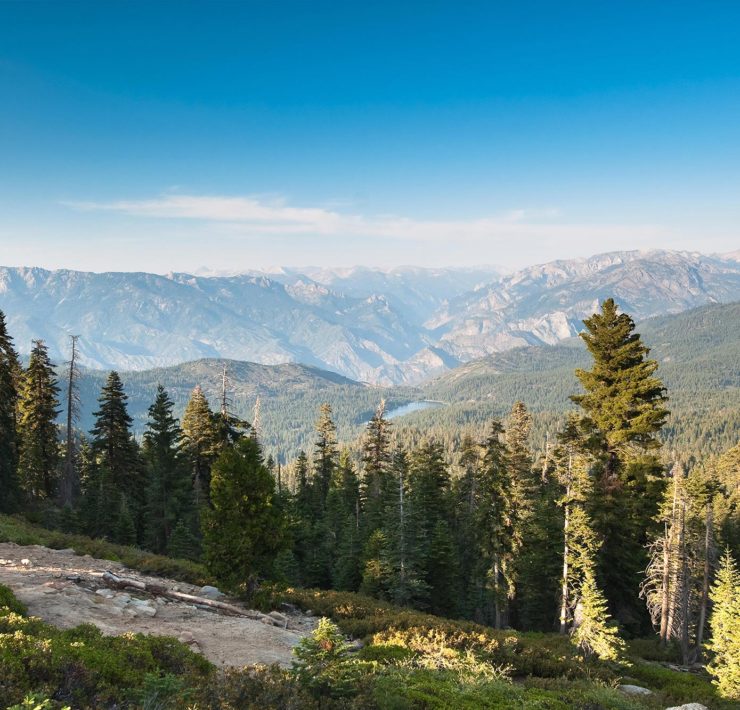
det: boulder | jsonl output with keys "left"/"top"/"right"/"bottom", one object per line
{"left": 268, "top": 611, "right": 288, "bottom": 627}
{"left": 665, "top": 705, "right": 709, "bottom": 710}
{"left": 200, "top": 585, "right": 225, "bottom": 600}
{"left": 618, "top": 684, "right": 653, "bottom": 696}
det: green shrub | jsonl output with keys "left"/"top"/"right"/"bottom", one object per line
{"left": 293, "top": 618, "right": 374, "bottom": 698}
{"left": 0, "top": 586, "right": 213, "bottom": 708}
{"left": 274, "top": 587, "right": 616, "bottom": 681}
{"left": 189, "top": 665, "right": 324, "bottom": 709}
{"left": 0, "top": 583, "right": 28, "bottom": 615}
{"left": 624, "top": 661, "right": 733, "bottom": 709}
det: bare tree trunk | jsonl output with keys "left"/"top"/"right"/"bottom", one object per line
{"left": 694, "top": 502, "right": 713, "bottom": 659}
{"left": 678, "top": 498, "right": 691, "bottom": 665}
{"left": 659, "top": 521, "right": 672, "bottom": 644}
{"left": 493, "top": 554, "right": 502, "bottom": 629}
{"left": 398, "top": 460, "right": 406, "bottom": 589}
{"left": 560, "top": 458, "right": 572, "bottom": 635}
{"left": 61, "top": 335, "right": 79, "bottom": 507}
{"left": 665, "top": 473, "right": 681, "bottom": 642}
{"left": 560, "top": 499, "right": 570, "bottom": 634}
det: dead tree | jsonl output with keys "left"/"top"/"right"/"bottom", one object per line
{"left": 60, "top": 335, "right": 80, "bottom": 507}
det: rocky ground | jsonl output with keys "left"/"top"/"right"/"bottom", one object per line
{"left": 0, "top": 542, "right": 316, "bottom": 668}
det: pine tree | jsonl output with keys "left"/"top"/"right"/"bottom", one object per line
{"left": 167, "top": 518, "right": 200, "bottom": 561}
{"left": 328, "top": 450, "right": 362, "bottom": 591}
{"left": 572, "top": 298, "right": 669, "bottom": 631}
{"left": 0, "top": 310, "right": 21, "bottom": 512}
{"left": 408, "top": 440, "right": 457, "bottom": 616}
{"left": 88, "top": 371, "right": 142, "bottom": 541}
{"left": 506, "top": 401, "right": 536, "bottom": 626}
{"left": 707, "top": 548, "right": 740, "bottom": 700}
{"left": 314, "top": 403, "right": 338, "bottom": 510}
{"left": 452, "top": 434, "right": 481, "bottom": 619}
{"left": 572, "top": 568, "right": 627, "bottom": 662}
{"left": 202, "top": 437, "right": 286, "bottom": 588}
{"left": 555, "top": 418, "right": 600, "bottom": 634}
{"left": 384, "top": 449, "right": 427, "bottom": 606}
{"left": 143, "top": 385, "right": 195, "bottom": 555}
{"left": 475, "top": 420, "right": 512, "bottom": 627}
{"left": 181, "top": 386, "right": 219, "bottom": 507}
{"left": 17, "top": 340, "right": 60, "bottom": 501}
{"left": 361, "top": 400, "right": 393, "bottom": 532}
{"left": 572, "top": 298, "right": 669, "bottom": 471}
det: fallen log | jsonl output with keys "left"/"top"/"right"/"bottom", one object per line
{"left": 101, "top": 570, "right": 263, "bottom": 619}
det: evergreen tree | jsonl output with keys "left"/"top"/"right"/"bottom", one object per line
{"left": 202, "top": 437, "right": 286, "bottom": 588}
{"left": 167, "top": 518, "right": 200, "bottom": 561}
{"left": 0, "top": 310, "right": 21, "bottom": 512}
{"left": 572, "top": 299, "right": 669, "bottom": 630}
{"left": 555, "top": 417, "right": 600, "bottom": 634}
{"left": 17, "top": 340, "right": 60, "bottom": 501}
{"left": 572, "top": 298, "right": 669, "bottom": 471}
{"left": 314, "top": 403, "right": 338, "bottom": 510}
{"left": 384, "top": 449, "right": 427, "bottom": 607}
{"left": 361, "top": 400, "right": 393, "bottom": 532}
{"left": 88, "top": 371, "right": 142, "bottom": 540}
{"left": 181, "top": 386, "right": 219, "bottom": 506}
{"left": 707, "top": 549, "right": 740, "bottom": 700}
{"left": 475, "top": 420, "right": 512, "bottom": 627}
{"left": 506, "top": 401, "right": 536, "bottom": 626}
{"left": 572, "top": 568, "right": 627, "bottom": 662}
{"left": 328, "top": 450, "right": 362, "bottom": 591}
{"left": 452, "top": 434, "right": 481, "bottom": 619}
{"left": 408, "top": 440, "right": 457, "bottom": 616}
{"left": 143, "top": 385, "right": 195, "bottom": 555}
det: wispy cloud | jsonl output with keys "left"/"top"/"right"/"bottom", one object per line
{"left": 62, "top": 193, "right": 664, "bottom": 245}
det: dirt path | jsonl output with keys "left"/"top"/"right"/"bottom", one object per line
{"left": 0, "top": 542, "right": 315, "bottom": 668}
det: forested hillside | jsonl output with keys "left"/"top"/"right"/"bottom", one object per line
{"left": 414, "top": 301, "right": 740, "bottom": 457}
{"left": 67, "top": 301, "right": 740, "bottom": 462}
{"left": 2, "top": 297, "right": 740, "bottom": 707}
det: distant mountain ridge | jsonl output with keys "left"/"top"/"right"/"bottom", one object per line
{"left": 1, "top": 250, "right": 739, "bottom": 384}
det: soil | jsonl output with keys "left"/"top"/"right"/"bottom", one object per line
{"left": 0, "top": 542, "right": 316, "bottom": 668}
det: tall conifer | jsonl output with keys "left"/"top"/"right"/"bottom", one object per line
{"left": 17, "top": 340, "right": 60, "bottom": 501}
{"left": 0, "top": 310, "right": 21, "bottom": 511}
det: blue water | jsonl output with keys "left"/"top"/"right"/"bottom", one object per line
{"left": 385, "top": 400, "right": 444, "bottom": 420}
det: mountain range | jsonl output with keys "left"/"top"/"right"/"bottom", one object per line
{"left": 66, "top": 300, "right": 740, "bottom": 462}
{"left": 1, "top": 249, "right": 739, "bottom": 385}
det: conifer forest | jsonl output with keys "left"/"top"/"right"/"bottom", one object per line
{"left": 1, "top": 298, "right": 739, "bottom": 709}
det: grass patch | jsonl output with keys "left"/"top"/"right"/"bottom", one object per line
{"left": 0, "top": 514, "right": 210, "bottom": 586}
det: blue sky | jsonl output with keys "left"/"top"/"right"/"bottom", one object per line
{"left": 1, "top": 0, "right": 739, "bottom": 272}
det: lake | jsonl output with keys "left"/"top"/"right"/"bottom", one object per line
{"left": 385, "top": 400, "right": 444, "bottom": 420}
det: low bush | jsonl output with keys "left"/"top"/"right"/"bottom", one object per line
{"left": 623, "top": 660, "right": 731, "bottom": 709}
{"left": 0, "top": 585, "right": 213, "bottom": 708}
{"left": 272, "top": 587, "right": 617, "bottom": 681}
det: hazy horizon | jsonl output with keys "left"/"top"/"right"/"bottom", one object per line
{"left": 2, "top": 2, "right": 739, "bottom": 272}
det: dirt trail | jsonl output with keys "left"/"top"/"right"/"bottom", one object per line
{"left": 0, "top": 542, "right": 315, "bottom": 668}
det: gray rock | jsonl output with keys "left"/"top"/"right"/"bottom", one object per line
{"left": 618, "top": 684, "right": 653, "bottom": 696}
{"left": 200, "top": 585, "right": 225, "bottom": 600}
{"left": 665, "top": 705, "right": 709, "bottom": 710}
{"left": 268, "top": 611, "right": 288, "bottom": 627}
{"left": 95, "top": 588, "right": 115, "bottom": 599}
